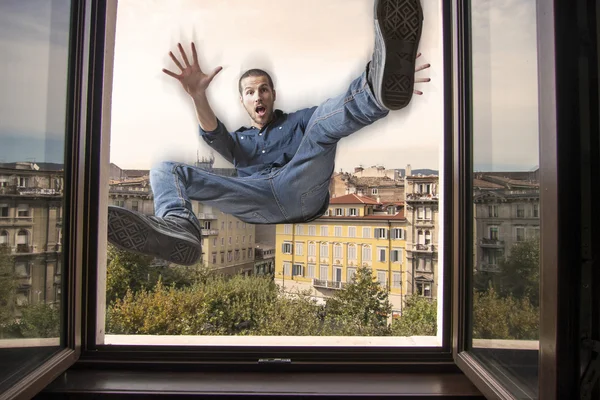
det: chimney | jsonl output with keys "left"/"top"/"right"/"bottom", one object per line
{"left": 406, "top": 164, "right": 412, "bottom": 177}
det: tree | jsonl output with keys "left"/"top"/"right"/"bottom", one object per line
{"left": 472, "top": 288, "right": 538, "bottom": 340}
{"left": 324, "top": 267, "right": 392, "bottom": 335}
{"left": 106, "top": 244, "right": 200, "bottom": 305}
{"left": 391, "top": 295, "right": 437, "bottom": 336}
{"left": 5, "top": 303, "right": 60, "bottom": 338}
{"left": 474, "top": 239, "right": 540, "bottom": 307}
{"left": 0, "top": 245, "right": 17, "bottom": 331}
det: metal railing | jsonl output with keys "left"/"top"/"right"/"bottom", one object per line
{"left": 312, "top": 279, "right": 347, "bottom": 290}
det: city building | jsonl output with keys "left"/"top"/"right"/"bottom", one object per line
{"left": 274, "top": 193, "right": 409, "bottom": 313}
{"left": 0, "top": 162, "right": 64, "bottom": 312}
{"left": 473, "top": 172, "right": 540, "bottom": 273}
{"left": 404, "top": 175, "right": 440, "bottom": 298}
{"left": 253, "top": 243, "right": 275, "bottom": 277}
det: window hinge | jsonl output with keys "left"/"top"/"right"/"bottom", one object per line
{"left": 581, "top": 339, "right": 600, "bottom": 400}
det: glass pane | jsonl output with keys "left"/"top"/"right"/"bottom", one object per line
{"left": 470, "top": 0, "right": 540, "bottom": 397}
{"left": 0, "top": 0, "right": 71, "bottom": 392}
{"left": 103, "top": 0, "right": 444, "bottom": 345}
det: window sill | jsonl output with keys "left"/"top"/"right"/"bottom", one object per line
{"left": 39, "top": 370, "right": 484, "bottom": 398}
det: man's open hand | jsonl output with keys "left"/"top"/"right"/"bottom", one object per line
{"left": 413, "top": 53, "right": 431, "bottom": 95}
{"left": 162, "top": 42, "right": 222, "bottom": 98}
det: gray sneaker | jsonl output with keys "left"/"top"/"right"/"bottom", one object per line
{"left": 107, "top": 206, "right": 201, "bottom": 266}
{"left": 369, "top": 0, "right": 424, "bottom": 110}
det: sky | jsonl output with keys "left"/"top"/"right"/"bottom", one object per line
{"left": 109, "top": 0, "right": 444, "bottom": 172}
{"left": 0, "top": 0, "right": 540, "bottom": 173}
{"left": 0, "top": 0, "right": 70, "bottom": 164}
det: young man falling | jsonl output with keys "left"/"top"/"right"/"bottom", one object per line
{"left": 107, "top": 0, "right": 430, "bottom": 265}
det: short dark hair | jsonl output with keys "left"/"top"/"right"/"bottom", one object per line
{"left": 238, "top": 69, "right": 274, "bottom": 95}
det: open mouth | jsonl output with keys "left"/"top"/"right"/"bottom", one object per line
{"left": 255, "top": 106, "right": 266, "bottom": 117}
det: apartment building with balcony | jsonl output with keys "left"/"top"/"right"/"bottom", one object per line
{"left": 404, "top": 175, "right": 440, "bottom": 298}
{"left": 0, "top": 162, "right": 64, "bottom": 311}
{"left": 473, "top": 173, "right": 540, "bottom": 273}
{"left": 108, "top": 166, "right": 255, "bottom": 275}
{"left": 274, "top": 193, "right": 409, "bottom": 312}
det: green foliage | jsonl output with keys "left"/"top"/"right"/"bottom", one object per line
{"left": 4, "top": 303, "right": 60, "bottom": 338}
{"left": 474, "top": 239, "right": 540, "bottom": 307}
{"left": 107, "top": 265, "right": 401, "bottom": 336}
{"left": 472, "top": 288, "right": 538, "bottom": 340}
{"left": 324, "top": 267, "right": 392, "bottom": 335}
{"left": 106, "top": 244, "right": 201, "bottom": 305}
{"left": 0, "top": 245, "right": 17, "bottom": 328}
{"left": 391, "top": 295, "right": 437, "bottom": 336}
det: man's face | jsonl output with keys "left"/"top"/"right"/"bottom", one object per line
{"left": 240, "top": 75, "right": 276, "bottom": 129}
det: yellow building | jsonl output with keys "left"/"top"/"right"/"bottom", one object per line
{"left": 274, "top": 194, "right": 408, "bottom": 313}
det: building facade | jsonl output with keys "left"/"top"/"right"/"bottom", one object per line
{"left": 0, "top": 162, "right": 64, "bottom": 312}
{"left": 274, "top": 194, "right": 409, "bottom": 313}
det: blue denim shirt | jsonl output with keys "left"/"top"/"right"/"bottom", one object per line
{"left": 199, "top": 107, "right": 317, "bottom": 178}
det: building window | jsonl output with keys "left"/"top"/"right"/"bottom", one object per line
{"left": 220, "top": 252, "right": 224, "bottom": 263}
{"left": 377, "top": 271, "right": 386, "bottom": 287}
{"left": 236, "top": 236, "right": 239, "bottom": 244}
{"left": 283, "top": 224, "right": 292, "bottom": 234}
{"left": 425, "top": 230, "right": 432, "bottom": 245}
{"left": 417, "top": 230, "right": 424, "bottom": 244}
{"left": 348, "top": 226, "right": 356, "bottom": 237}
{"left": 362, "top": 227, "right": 371, "bottom": 238}
{"left": 131, "top": 200, "right": 139, "bottom": 212}
{"left": 0, "top": 230, "right": 8, "bottom": 245}
{"left": 203, "top": 221, "right": 211, "bottom": 229}
{"left": 392, "top": 228, "right": 405, "bottom": 240}
{"left": 211, "top": 253, "right": 217, "bottom": 264}
{"left": 425, "top": 258, "right": 432, "bottom": 272}
{"left": 374, "top": 228, "right": 387, "bottom": 239}
{"left": 320, "top": 243, "right": 329, "bottom": 258}
{"left": 114, "top": 199, "right": 124, "bottom": 207}
{"left": 283, "top": 262, "right": 291, "bottom": 276}
{"left": 221, "top": 221, "right": 225, "bottom": 229}
{"left": 242, "top": 236, "right": 246, "bottom": 243}
{"left": 335, "top": 208, "right": 344, "bottom": 216}
{"left": 235, "top": 250, "right": 240, "bottom": 260}
{"left": 362, "top": 246, "right": 372, "bottom": 261}
{"left": 516, "top": 227, "right": 526, "bottom": 242}
{"left": 213, "top": 238, "right": 217, "bottom": 246}
{"left": 221, "top": 238, "right": 224, "bottom": 246}
{"left": 0, "top": 204, "right": 8, "bottom": 217}
{"left": 347, "top": 245, "right": 357, "bottom": 260}
{"left": 348, "top": 208, "right": 358, "bottom": 216}
{"left": 17, "top": 177, "right": 28, "bottom": 188}
{"left": 334, "top": 226, "right": 342, "bottom": 237}
{"left": 308, "top": 242, "right": 316, "bottom": 256}
{"left": 282, "top": 242, "right": 293, "bottom": 254}
{"left": 296, "top": 225, "right": 303, "bottom": 235}
{"left": 425, "top": 207, "right": 433, "bottom": 220}
{"left": 489, "top": 226, "right": 499, "bottom": 240}
{"left": 416, "top": 282, "right": 432, "bottom": 297}
{"left": 392, "top": 272, "right": 401, "bottom": 288}
{"left": 488, "top": 205, "right": 498, "bottom": 218}
{"left": 371, "top": 188, "right": 378, "bottom": 195}
{"left": 228, "top": 237, "right": 232, "bottom": 245}
{"left": 227, "top": 251, "right": 232, "bottom": 262}
{"left": 320, "top": 226, "right": 328, "bottom": 236}
{"left": 533, "top": 204, "right": 539, "bottom": 218}
{"left": 417, "top": 207, "right": 424, "bottom": 219}
{"left": 15, "top": 262, "right": 29, "bottom": 278}
{"left": 347, "top": 267, "right": 357, "bottom": 282}
{"left": 377, "top": 248, "right": 386, "bottom": 262}
{"left": 228, "top": 221, "right": 232, "bottom": 230}
{"left": 517, "top": 204, "right": 525, "bottom": 218}
{"left": 417, "top": 258, "right": 426, "bottom": 271}
{"left": 319, "top": 265, "right": 328, "bottom": 280}
{"left": 292, "top": 264, "right": 303, "bottom": 277}
{"left": 0, "top": 177, "right": 7, "bottom": 188}
{"left": 236, "top": 221, "right": 240, "bottom": 228}
{"left": 324, "top": 209, "right": 330, "bottom": 216}
{"left": 308, "top": 225, "right": 316, "bottom": 236}
{"left": 307, "top": 264, "right": 316, "bottom": 278}
{"left": 391, "top": 249, "right": 402, "bottom": 263}
{"left": 333, "top": 243, "right": 342, "bottom": 259}
{"left": 249, "top": 235, "right": 252, "bottom": 243}
{"left": 247, "top": 248, "right": 252, "bottom": 258}
{"left": 295, "top": 242, "right": 304, "bottom": 256}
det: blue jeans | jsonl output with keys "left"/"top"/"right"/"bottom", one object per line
{"left": 149, "top": 71, "right": 389, "bottom": 231}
